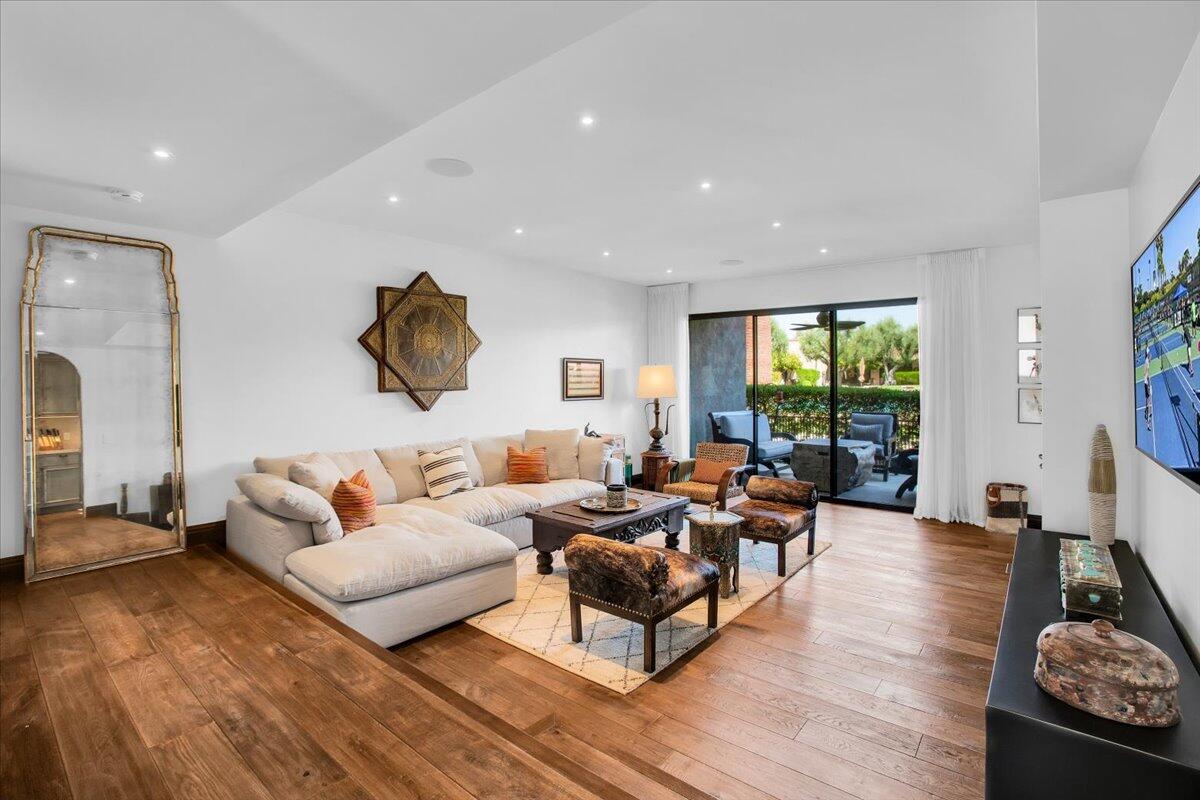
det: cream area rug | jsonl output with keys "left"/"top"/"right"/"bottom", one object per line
{"left": 465, "top": 527, "right": 830, "bottom": 694}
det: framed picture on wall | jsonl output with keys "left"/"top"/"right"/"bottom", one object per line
{"left": 1018, "top": 387, "right": 1043, "bottom": 424}
{"left": 1018, "top": 348, "right": 1042, "bottom": 383}
{"left": 562, "top": 358, "right": 604, "bottom": 400}
{"left": 1017, "top": 307, "right": 1042, "bottom": 343}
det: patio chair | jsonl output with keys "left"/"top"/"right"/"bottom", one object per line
{"left": 708, "top": 410, "right": 796, "bottom": 477}
{"left": 845, "top": 412, "right": 898, "bottom": 481}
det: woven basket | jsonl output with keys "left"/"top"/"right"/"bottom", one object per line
{"left": 1087, "top": 424, "right": 1116, "bottom": 545}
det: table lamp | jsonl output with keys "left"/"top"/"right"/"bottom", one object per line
{"left": 636, "top": 365, "right": 676, "bottom": 452}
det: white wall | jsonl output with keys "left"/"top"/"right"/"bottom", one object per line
{"left": 1128, "top": 34, "right": 1200, "bottom": 649}
{"left": 688, "top": 249, "right": 1044, "bottom": 513}
{"left": 1039, "top": 189, "right": 1134, "bottom": 538}
{"left": 2, "top": 204, "right": 649, "bottom": 557}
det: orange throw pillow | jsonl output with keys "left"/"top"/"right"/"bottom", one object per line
{"left": 691, "top": 457, "right": 741, "bottom": 485}
{"left": 506, "top": 446, "right": 549, "bottom": 484}
{"left": 331, "top": 469, "right": 376, "bottom": 534}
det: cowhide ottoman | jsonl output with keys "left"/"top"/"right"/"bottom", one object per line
{"left": 735, "top": 476, "right": 818, "bottom": 576}
{"left": 564, "top": 533, "right": 719, "bottom": 673}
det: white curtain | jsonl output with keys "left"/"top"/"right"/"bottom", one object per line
{"left": 914, "top": 249, "right": 990, "bottom": 526}
{"left": 647, "top": 283, "right": 690, "bottom": 457}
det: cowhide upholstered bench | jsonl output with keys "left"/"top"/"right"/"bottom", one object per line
{"left": 735, "top": 476, "right": 818, "bottom": 576}
{"left": 563, "top": 533, "right": 719, "bottom": 673}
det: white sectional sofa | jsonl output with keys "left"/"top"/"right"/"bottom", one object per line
{"left": 226, "top": 432, "right": 622, "bottom": 647}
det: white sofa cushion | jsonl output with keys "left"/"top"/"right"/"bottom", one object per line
{"left": 283, "top": 506, "right": 517, "bottom": 602}
{"left": 323, "top": 449, "right": 397, "bottom": 505}
{"left": 376, "top": 438, "right": 484, "bottom": 502}
{"left": 287, "top": 453, "right": 343, "bottom": 500}
{"left": 255, "top": 449, "right": 397, "bottom": 504}
{"left": 401, "top": 486, "right": 538, "bottom": 527}
{"left": 471, "top": 434, "right": 523, "bottom": 486}
{"left": 525, "top": 428, "right": 581, "bottom": 480}
{"left": 497, "top": 478, "right": 604, "bottom": 507}
{"left": 235, "top": 473, "right": 335, "bottom": 524}
{"left": 578, "top": 436, "right": 616, "bottom": 482}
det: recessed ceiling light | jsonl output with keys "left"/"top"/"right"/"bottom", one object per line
{"left": 602, "top": 250, "right": 611, "bottom": 257}
{"left": 63, "top": 278, "right": 76, "bottom": 285}
{"left": 666, "top": 268, "right": 674, "bottom": 274}
{"left": 152, "top": 148, "right": 173, "bottom": 159}
{"left": 579, "top": 114, "right": 595, "bottom": 128}
{"left": 699, "top": 181, "right": 712, "bottom": 191}
{"left": 771, "top": 221, "right": 782, "bottom": 229}
{"left": 819, "top": 247, "right": 829, "bottom": 254}
{"left": 426, "top": 158, "right": 474, "bottom": 178}
{"left": 514, "top": 227, "right": 524, "bottom": 235}
{"left": 387, "top": 195, "right": 400, "bottom": 203}
{"left": 35, "top": 330, "right": 44, "bottom": 336}
{"left": 720, "top": 259, "right": 744, "bottom": 267}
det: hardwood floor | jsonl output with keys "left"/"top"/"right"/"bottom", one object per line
{"left": 1, "top": 504, "right": 1013, "bottom": 800}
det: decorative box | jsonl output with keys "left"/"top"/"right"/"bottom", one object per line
{"left": 1034, "top": 618, "right": 1181, "bottom": 727}
{"left": 1059, "top": 539, "right": 1122, "bottom": 621}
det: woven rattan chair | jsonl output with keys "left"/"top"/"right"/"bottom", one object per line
{"left": 653, "top": 441, "right": 751, "bottom": 509}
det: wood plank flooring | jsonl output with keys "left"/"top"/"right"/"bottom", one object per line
{"left": 0, "top": 503, "right": 1013, "bottom": 800}
{"left": 35, "top": 511, "right": 179, "bottom": 573}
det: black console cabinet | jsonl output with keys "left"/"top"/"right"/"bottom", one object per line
{"left": 986, "top": 530, "right": 1199, "bottom": 798}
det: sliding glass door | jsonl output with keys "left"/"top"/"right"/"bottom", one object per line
{"left": 688, "top": 298, "right": 918, "bottom": 510}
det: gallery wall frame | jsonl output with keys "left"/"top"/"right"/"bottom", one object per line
{"left": 562, "top": 358, "right": 604, "bottom": 401}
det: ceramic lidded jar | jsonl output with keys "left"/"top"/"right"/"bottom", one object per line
{"left": 1033, "top": 618, "right": 1181, "bottom": 727}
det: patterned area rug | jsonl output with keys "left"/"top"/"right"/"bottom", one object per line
{"left": 465, "top": 527, "right": 830, "bottom": 693}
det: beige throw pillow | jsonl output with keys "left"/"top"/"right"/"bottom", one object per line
{"left": 578, "top": 436, "right": 616, "bottom": 482}
{"left": 525, "top": 428, "right": 581, "bottom": 480}
{"left": 288, "top": 453, "right": 344, "bottom": 500}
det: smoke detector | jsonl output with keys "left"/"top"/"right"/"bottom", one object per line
{"left": 68, "top": 248, "right": 99, "bottom": 261}
{"left": 425, "top": 158, "right": 474, "bottom": 178}
{"left": 109, "top": 188, "right": 144, "bottom": 203}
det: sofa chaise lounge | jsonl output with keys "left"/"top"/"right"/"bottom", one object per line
{"left": 227, "top": 431, "right": 622, "bottom": 647}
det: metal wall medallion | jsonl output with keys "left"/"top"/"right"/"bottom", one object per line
{"left": 357, "top": 272, "right": 481, "bottom": 410}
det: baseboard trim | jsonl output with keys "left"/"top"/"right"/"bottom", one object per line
{"left": 187, "top": 520, "right": 226, "bottom": 549}
{"left": 0, "top": 555, "right": 22, "bottom": 581}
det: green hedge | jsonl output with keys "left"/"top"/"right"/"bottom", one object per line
{"left": 895, "top": 370, "right": 919, "bottom": 385}
{"left": 746, "top": 383, "right": 921, "bottom": 450}
{"left": 795, "top": 368, "right": 820, "bottom": 386}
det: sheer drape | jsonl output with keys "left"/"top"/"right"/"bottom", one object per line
{"left": 914, "top": 249, "right": 990, "bottom": 526}
{"left": 647, "top": 283, "right": 689, "bottom": 457}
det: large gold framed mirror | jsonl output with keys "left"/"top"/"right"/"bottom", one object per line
{"left": 20, "top": 226, "right": 185, "bottom": 581}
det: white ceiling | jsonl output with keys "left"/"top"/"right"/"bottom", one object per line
{"left": 3, "top": 1, "right": 1196, "bottom": 285}
{"left": 0, "top": 0, "right": 646, "bottom": 234}
{"left": 1037, "top": 1, "right": 1200, "bottom": 202}
{"left": 283, "top": 0, "right": 1042, "bottom": 283}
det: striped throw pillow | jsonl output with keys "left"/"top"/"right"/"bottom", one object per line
{"left": 506, "top": 445, "right": 549, "bottom": 484}
{"left": 330, "top": 469, "right": 376, "bottom": 534}
{"left": 418, "top": 446, "right": 474, "bottom": 500}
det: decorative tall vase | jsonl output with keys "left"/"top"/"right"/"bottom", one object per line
{"left": 1087, "top": 424, "right": 1116, "bottom": 545}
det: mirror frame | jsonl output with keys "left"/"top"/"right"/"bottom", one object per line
{"left": 20, "top": 226, "right": 186, "bottom": 582}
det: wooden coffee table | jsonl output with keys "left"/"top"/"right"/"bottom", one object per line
{"left": 528, "top": 489, "right": 689, "bottom": 574}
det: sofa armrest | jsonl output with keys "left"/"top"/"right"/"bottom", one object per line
{"left": 226, "top": 495, "right": 316, "bottom": 582}
{"left": 564, "top": 534, "right": 668, "bottom": 595}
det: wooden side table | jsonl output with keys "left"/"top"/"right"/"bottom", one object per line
{"left": 641, "top": 449, "right": 672, "bottom": 490}
{"left": 686, "top": 504, "right": 741, "bottom": 598}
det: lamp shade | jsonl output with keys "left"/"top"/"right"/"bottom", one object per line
{"left": 636, "top": 365, "right": 677, "bottom": 398}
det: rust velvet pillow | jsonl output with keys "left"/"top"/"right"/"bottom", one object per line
{"left": 330, "top": 469, "right": 376, "bottom": 533}
{"left": 691, "top": 457, "right": 741, "bottom": 485}
{"left": 506, "top": 446, "right": 550, "bottom": 484}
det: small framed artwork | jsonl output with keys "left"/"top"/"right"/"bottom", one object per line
{"left": 1018, "top": 348, "right": 1042, "bottom": 383}
{"left": 1018, "top": 387, "right": 1043, "bottom": 424}
{"left": 562, "top": 358, "right": 604, "bottom": 401}
{"left": 1017, "top": 307, "right": 1042, "bottom": 343}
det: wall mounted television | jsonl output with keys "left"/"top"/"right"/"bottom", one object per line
{"left": 1131, "top": 175, "right": 1200, "bottom": 493}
